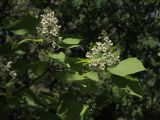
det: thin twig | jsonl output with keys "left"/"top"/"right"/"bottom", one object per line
{"left": 13, "top": 69, "right": 49, "bottom": 95}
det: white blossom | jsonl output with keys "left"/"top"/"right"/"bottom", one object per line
{"left": 1, "top": 60, "right": 17, "bottom": 79}
{"left": 3, "top": 61, "right": 12, "bottom": 71}
{"left": 37, "top": 9, "right": 61, "bottom": 47}
{"left": 86, "top": 33, "right": 120, "bottom": 70}
{"left": 10, "top": 70, "right": 17, "bottom": 79}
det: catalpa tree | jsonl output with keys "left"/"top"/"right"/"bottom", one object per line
{"left": 0, "top": 8, "right": 145, "bottom": 120}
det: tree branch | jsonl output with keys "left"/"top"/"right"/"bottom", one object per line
{"left": 13, "top": 69, "right": 49, "bottom": 95}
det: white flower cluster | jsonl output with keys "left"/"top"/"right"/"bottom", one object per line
{"left": 1, "top": 61, "right": 17, "bottom": 79}
{"left": 37, "top": 9, "right": 61, "bottom": 47}
{"left": 86, "top": 34, "right": 120, "bottom": 70}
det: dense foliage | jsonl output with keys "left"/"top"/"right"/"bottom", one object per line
{"left": 0, "top": 0, "right": 160, "bottom": 120}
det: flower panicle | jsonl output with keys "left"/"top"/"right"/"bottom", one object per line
{"left": 86, "top": 33, "right": 120, "bottom": 70}
{"left": 36, "top": 9, "right": 61, "bottom": 48}
{"left": 1, "top": 61, "right": 17, "bottom": 79}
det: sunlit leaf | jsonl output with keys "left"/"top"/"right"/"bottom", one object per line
{"left": 15, "top": 50, "right": 26, "bottom": 55}
{"left": 48, "top": 52, "right": 65, "bottom": 63}
{"left": 80, "top": 105, "right": 89, "bottom": 120}
{"left": 108, "top": 58, "right": 145, "bottom": 76}
{"left": 62, "top": 38, "right": 81, "bottom": 45}
{"left": 22, "top": 90, "right": 45, "bottom": 108}
{"left": 18, "top": 39, "right": 43, "bottom": 44}
{"left": 11, "top": 29, "right": 28, "bottom": 35}
{"left": 83, "top": 71, "right": 99, "bottom": 81}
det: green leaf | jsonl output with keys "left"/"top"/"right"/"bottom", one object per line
{"left": 67, "top": 45, "right": 80, "bottom": 48}
{"left": 66, "top": 57, "right": 89, "bottom": 64}
{"left": 29, "top": 61, "right": 48, "bottom": 79}
{"left": 62, "top": 38, "right": 81, "bottom": 45}
{"left": 108, "top": 58, "right": 145, "bottom": 76}
{"left": 40, "top": 93, "right": 58, "bottom": 106}
{"left": 22, "top": 90, "right": 45, "bottom": 108}
{"left": 83, "top": 71, "right": 99, "bottom": 81}
{"left": 8, "top": 14, "right": 38, "bottom": 34}
{"left": 80, "top": 105, "right": 89, "bottom": 120}
{"left": 56, "top": 71, "right": 85, "bottom": 82}
{"left": 66, "top": 57, "right": 89, "bottom": 71}
{"left": 56, "top": 71, "right": 99, "bottom": 82}
{"left": 122, "top": 86, "right": 142, "bottom": 98}
{"left": 57, "top": 102, "right": 88, "bottom": 120}
{"left": 59, "top": 44, "right": 80, "bottom": 49}
{"left": 11, "top": 29, "right": 28, "bottom": 35}
{"left": 18, "top": 39, "right": 43, "bottom": 44}
{"left": 56, "top": 101, "right": 68, "bottom": 120}
{"left": 75, "top": 58, "right": 90, "bottom": 64}
{"left": 112, "top": 75, "right": 143, "bottom": 98}
{"left": 79, "top": 81, "right": 98, "bottom": 93}
{"left": 65, "top": 72, "right": 85, "bottom": 82}
{"left": 15, "top": 50, "right": 26, "bottom": 55}
{"left": 48, "top": 52, "right": 65, "bottom": 63}
{"left": 23, "top": 95, "right": 40, "bottom": 108}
